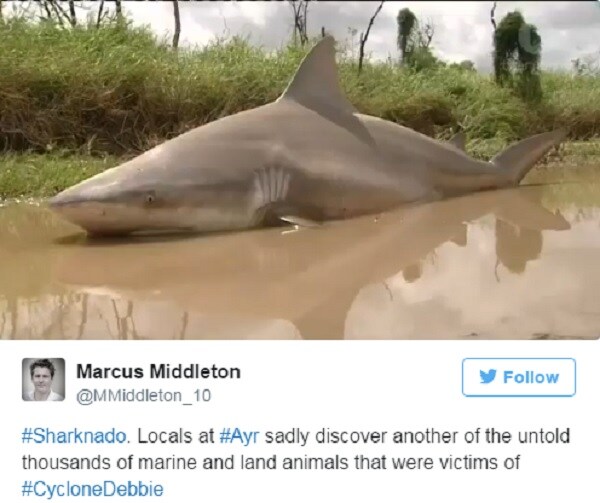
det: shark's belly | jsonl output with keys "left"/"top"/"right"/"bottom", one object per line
{"left": 286, "top": 170, "right": 435, "bottom": 221}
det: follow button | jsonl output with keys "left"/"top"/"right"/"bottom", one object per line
{"left": 462, "top": 358, "right": 576, "bottom": 398}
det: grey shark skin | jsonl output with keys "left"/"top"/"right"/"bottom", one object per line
{"left": 48, "top": 36, "right": 567, "bottom": 236}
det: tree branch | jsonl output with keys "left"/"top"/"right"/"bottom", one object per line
{"left": 358, "top": 0, "right": 385, "bottom": 74}
{"left": 115, "top": 0, "right": 123, "bottom": 24}
{"left": 96, "top": 0, "right": 104, "bottom": 28}
{"left": 288, "top": 1, "right": 309, "bottom": 46}
{"left": 49, "top": 0, "right": 72, "bottom": 27}
{"left": 68, "top": 0, "right": 76, "bottom": 27}
{"left": 172, "top": 0, "right": 181, "bottom": 49}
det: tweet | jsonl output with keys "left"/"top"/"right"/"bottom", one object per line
{"left": 1, "top": 341, "right": 597, "bottom": 502}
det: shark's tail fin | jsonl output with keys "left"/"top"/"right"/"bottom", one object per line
{"left": 490, "top": 129, "right": 567, "bottom": 185}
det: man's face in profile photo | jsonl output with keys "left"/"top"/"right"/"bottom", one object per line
{"left": 32, "top": 365, "right": 53, "bottom": 397}
{"left": 23, "top": 358, "right": 64, "bottom": 402}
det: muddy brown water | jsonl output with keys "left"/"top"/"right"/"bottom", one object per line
{"left": 1, "top": 180, "right": 599, "bottom": 340}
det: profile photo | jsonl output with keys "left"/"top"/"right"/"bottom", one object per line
{"left": 22, "top": 358, "right": 65, "bottom": 402}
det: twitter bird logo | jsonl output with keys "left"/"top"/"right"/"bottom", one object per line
{"left": 480, "top": 369, "right": 497, "bottom": 384}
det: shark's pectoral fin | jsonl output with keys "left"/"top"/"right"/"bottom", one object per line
{"left": 277, "top": 215, "right": 321, "bottom": 228}
{"left": 255, "top": 205, "right": 322, "bottom": 230}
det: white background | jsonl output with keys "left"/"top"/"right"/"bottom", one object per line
{"left": 1, "top": 340, "right": 598, "bottom": 502}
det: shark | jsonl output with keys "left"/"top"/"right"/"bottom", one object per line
{"left": 48, "top": 36, "right": 567, "bottom": 236}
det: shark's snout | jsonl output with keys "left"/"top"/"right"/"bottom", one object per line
{"left": 48, "top": 178, "right": 216, "bottom": 236}
{"left": 48, "top": 198, "right": 121, "bottom": 235}
{"left": 49, "top": 179, "right": 120, "bottom": 208}
{"left": 48, "top": 180, "right": 142, "bottom": 235}
{"left": 48, "top": 192, "right": 89, "bottom": 210}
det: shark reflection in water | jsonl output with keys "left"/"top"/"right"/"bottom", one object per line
{"left": 48, "top": 185, "right": 570, "bottom": 339}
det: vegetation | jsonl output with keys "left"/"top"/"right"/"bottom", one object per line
{"left": 0, "top": 14, "right": 599, "bottom": 198}
{"left": 396, "top": 8, "right": 417, "bottom": 65}
{"left": 492, "top": 11, "right": 542, "bottom": 102}
{"left": 395, "top": 7, "right": 440, "bottom": 72}
{"left": 0, "top": 151, "right": 117, "bottom": 199}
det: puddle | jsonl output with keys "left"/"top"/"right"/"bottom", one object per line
{"left": 1, "top": 180, "right": 599, "bottom": 339}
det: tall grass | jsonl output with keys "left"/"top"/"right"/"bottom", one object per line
{"left": 1, "top": 17, "right": 599, "bottom": 157}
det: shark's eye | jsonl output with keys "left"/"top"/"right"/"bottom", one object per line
{"left": 144, "top": 192, "right": 156, "bottom": 205}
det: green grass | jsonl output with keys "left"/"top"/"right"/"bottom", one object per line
{"left": 0, "top": 16, "right": 599, "bottom": 199}
{"left": 0, "top": 151, "right": 118, "bottom": 199}
{"left": 1, "top": 16, "right": 600, "bottom": 159}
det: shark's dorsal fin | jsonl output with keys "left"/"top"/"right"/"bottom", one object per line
{"left": 278, "top": 36, "right": 357, "bottom": 114}
{"left": 449, "top": 131, "right": 466, "bottom": 151}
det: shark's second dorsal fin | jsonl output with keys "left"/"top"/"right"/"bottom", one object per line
{"left": 278, "top": 36, "right": 357, "bottom": 114}
{"left": 449, "top": 131, "right": 466, "bottom": 151}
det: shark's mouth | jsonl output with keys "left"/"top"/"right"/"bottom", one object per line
{"left": 48, "top": 201, "right": 188, "bottom": 236}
